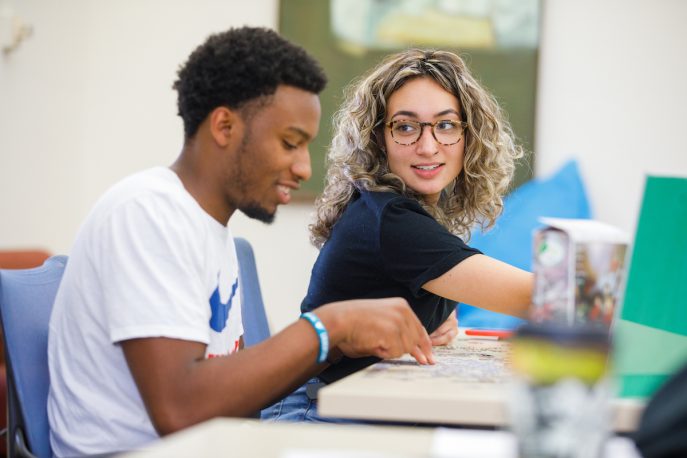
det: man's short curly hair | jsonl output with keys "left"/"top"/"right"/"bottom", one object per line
{"left": 173, "top": 26, "right": 327, "bottom": 139}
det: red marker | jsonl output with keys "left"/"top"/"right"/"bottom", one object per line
{"left": 465, "top": 329, "right": 514, "bottom": 339}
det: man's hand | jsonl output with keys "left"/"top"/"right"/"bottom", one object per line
{"left": 429, "top": 309, "right": 458, "bottom": 346}
{"left": 317, "top": 297, "right": 435, "bottom": 365}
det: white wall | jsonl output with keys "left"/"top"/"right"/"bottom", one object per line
{"left": 0, "top": 0, "right": 278, "bottom": 251}
{"left": 2, "top": 0, "right": 686, "bottom": 333}
{"left": 536, "top": 0, "right": 687, "bottom": 236}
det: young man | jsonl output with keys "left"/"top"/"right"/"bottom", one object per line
{"left": 46, "top": 27, "right": 434, "bottom": 457}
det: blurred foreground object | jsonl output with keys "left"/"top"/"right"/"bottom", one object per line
{"left": 509, "top": 323, "right": 612, "bottom": 458}
{"left": 634, "top": 360, "right": 687, "bottom": 458}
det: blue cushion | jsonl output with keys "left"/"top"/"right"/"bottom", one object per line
{"left": 458, "top": 159, "right": 592, "bottom": 329}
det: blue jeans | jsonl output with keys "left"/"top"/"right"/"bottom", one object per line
{"left": 261, "top": 377, "right": 363, "bottom": 423}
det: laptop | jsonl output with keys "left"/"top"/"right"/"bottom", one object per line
{"left": 613, "top": 175, "right": 687, "bottom": 399}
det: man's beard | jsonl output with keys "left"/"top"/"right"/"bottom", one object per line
{"left": 233, "top": 126, "right": 276, "bottom": 224}
{"left": 240, "top": 203, "right": 275, "bottom": 224}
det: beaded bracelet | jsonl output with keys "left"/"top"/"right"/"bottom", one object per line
{"left": 300, "top": 312, "right": 329, "bottom": 364}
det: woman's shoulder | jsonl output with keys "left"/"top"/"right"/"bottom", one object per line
{"left": 357, "top": 190, "right": 430, "bottom": 221}
{"left": 337, "top": 191, "right": 430, "bottom": 231}
{"left": 359, "top": 190, "right": 419, "bottom": 210}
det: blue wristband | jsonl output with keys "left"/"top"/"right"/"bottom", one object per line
{"left": 300, "top": 312, "right": 329, "bottom": 365}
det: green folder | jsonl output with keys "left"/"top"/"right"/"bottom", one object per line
{"left": 613, "top": 176, "right": 687, "bottom": 398}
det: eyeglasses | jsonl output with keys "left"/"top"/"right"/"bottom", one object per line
{"left": 385, "top": 119, "right": 468, "bottom": 146}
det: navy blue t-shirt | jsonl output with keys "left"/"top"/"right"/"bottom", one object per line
{"left": 301, "top": 191, "right": 481, "bottom": 383}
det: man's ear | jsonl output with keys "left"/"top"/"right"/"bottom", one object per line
{"left": 209, "top": 106, "right": 241, "bottom": 147}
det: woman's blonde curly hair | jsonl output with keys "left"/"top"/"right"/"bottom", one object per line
{"left": 310, "top": 49, "right": 524, "bottom": 248}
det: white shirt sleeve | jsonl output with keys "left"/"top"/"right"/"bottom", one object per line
{"left": 93, "top": 194, "right": 211, "bottom": 345}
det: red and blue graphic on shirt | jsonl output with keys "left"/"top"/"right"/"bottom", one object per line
{"left": 209, "top": 277, "right": 238, "bottom": 332}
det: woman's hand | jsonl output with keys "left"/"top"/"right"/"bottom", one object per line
{"left": 429, "top": 309, "right": 458, "bottom": 346}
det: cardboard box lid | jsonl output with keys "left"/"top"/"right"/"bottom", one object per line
{"left": 537, "top": 217, "right": 630, "bottom": 244}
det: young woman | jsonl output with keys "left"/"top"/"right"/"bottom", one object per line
{"left": 263, "top": 49, "right": 533, "bottom": 422}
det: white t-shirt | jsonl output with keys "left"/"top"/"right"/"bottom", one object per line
{"left": 47, "top": 167, "right": 243, "bottom": 457}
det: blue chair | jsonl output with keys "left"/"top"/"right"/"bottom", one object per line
{"left": 0, "top": 255, "right": 67, "bottom": 458}
{"left": 235, "top": 238, "right": 271, "bottom": 347}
